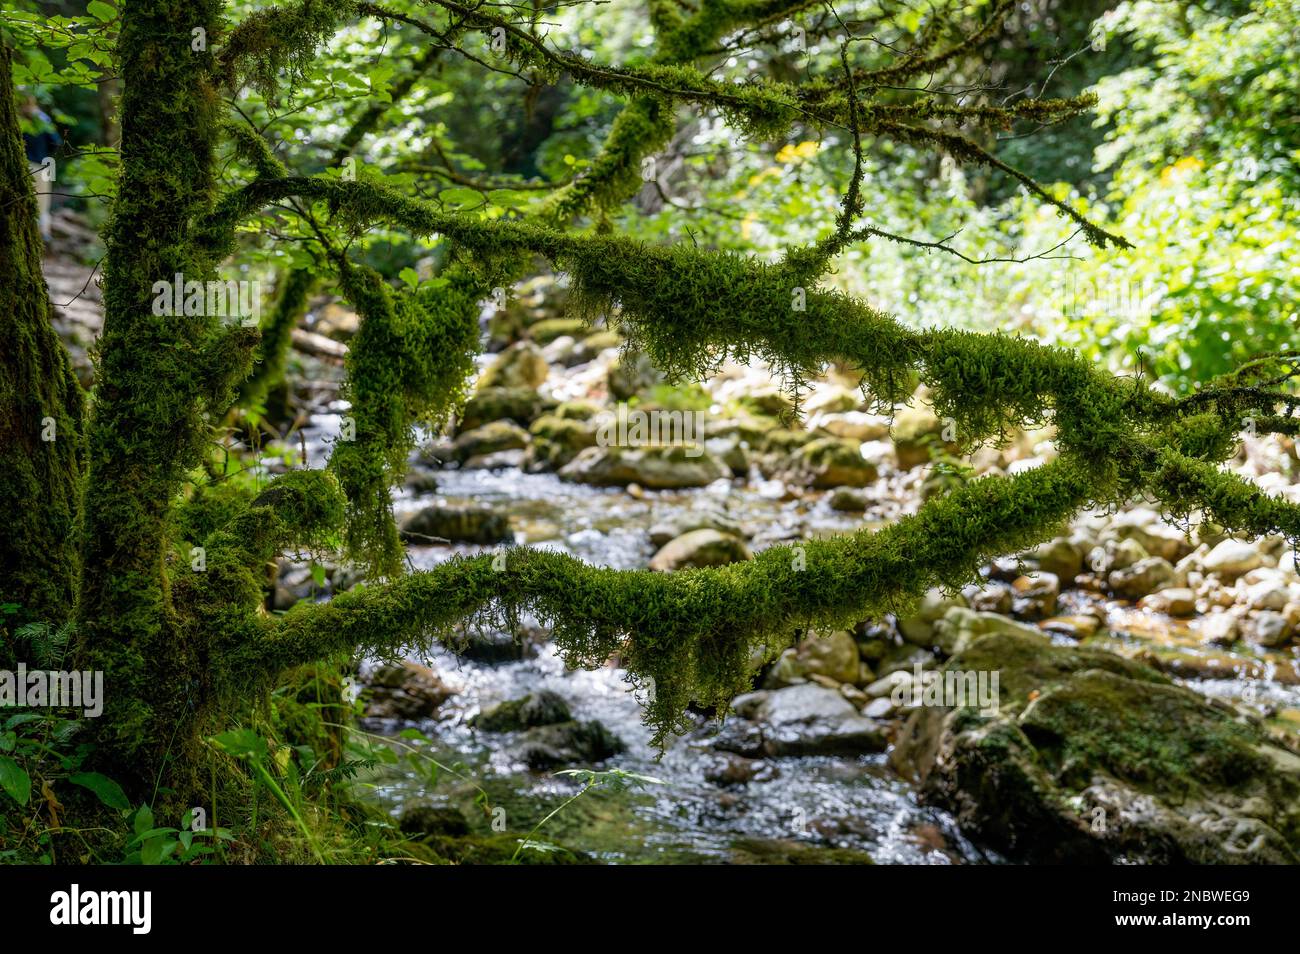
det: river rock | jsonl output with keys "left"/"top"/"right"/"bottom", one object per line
{"left": 452, "top": 420, "right": 529, "bottom": 462}
{"left": 648, "top": 509, "right": 746, "bottom": 547}
{"left": 459, "top": 386, "right": 552, "bottom": 431}
{"left": 450, "top": 626, "right": 541, "bottom": 664}
{"left": 891, "top": 630, "right": 1300, "bottom": 863}
{"left": 649, "top": 529, "right": 753, "bottom": 571}
{"left": 472, "top": 690, "right": 572, "bottom": 731}
{"left": 828, "top": 487, "right": 868, "bottom": 512}
{"left": 1243, "top": 578, "right": 1288, "bottom": 611}
{"left": 727, "top": 837, "right": 875, "bottom": 865}
{"left": 1198, "top": 612, "right": 1240, "bottom": 646}
{"left": 404, "top": 469, "right": 439, "bottom": 494}
{"left": 1138, "top": 587, "right": 1197, "bottom": 617}
{"left": 898, "top": 588, "right": 969, "bottom": 645}
{"left": 607, "top": 351, "right": 663, "bottom": 400}
{"left": 559, "top": 445, "right": 730, "bottom": 489}
{"left": 526, "top": 414, "right": 598, "bottom": 470}
{"left": 891, "top": 405, "right": 952, "bottom": 470}
{"left": 965, "top": 583, "right": 1013, "bottom": 615}
{"left": 1111, "top": 511, "right": 1190, "bottom": 563}
{"left": 512, "top": 720, "right": 626, "bottom": 770}
{"left": 553, "top": 400, "right": 600, "bottom": 421}
{"left": 478, "top": 341, "right": 549, "bottom": 390}
{"left": 1203, "top": 539, "right": 1265, "bottom": 579}
{"left": 765, "top": 630, "right": 861, "bottom": 687}
{"left": 790, "top": 437, "right": 877, "bottom": 489}
{"left": 529, "top": 317, "right": 587, "bottom": 345}
{"left": 1027, "top": 537, "right": 1084, "bottom": 581}
{"left": 1244, "top": 611, "right": 1293, "bottom": 648}
{"left": 399, "top": 804, "right": 470, "bottom": 838}
{"left": 702, "top": 753, "right": 778, "bottom": 787}
{"left": 929, "top": 606, "right": 1042, "bottom": 656}
{"left": 815, "top": 411, "right": 890, "bottom": 442}
{"left": 1039, "top": 615, "right": 1101, "bottom": 639}
{"left": 571, "top": 330, "right": 622, "bottom": 364}
{"left": 1108, "top": 556, "right": 1177, "bottom": 599}
{"left": 1011, "top": 571, "right": 1059, "bottom": 619}
{"left": 1109, "top": 537, "right": 1150, "bottom": 571}
{"left": 738, "top": 387, "right": 795, "bottom": 420}
{"left": 739, "top": 684, "right": 888, "bottom": 756}
{"left": 802, "top": 384, "right": 861, "bottom": 416}
{"left": 364, "top": 661, "right": 455, "bottom": 719}
{"left": 399, "top": 504, "right": 513, "bottom": 544}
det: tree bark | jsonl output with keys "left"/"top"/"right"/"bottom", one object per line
{"left": 0, "top": 42, "right": 85, "bottom": 626}
{"left": 77, "top": 0, "right": 241, "bottom": 779}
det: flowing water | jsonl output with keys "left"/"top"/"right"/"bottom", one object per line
{"left": 292, "top": 412, "right": 1300, "bottom": 865}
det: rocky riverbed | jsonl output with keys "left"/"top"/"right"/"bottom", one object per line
{"left": 47, "top": 250, "right": 1300, "bottom": 864}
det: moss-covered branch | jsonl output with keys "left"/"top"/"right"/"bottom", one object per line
{"left": 194, "top": 179, "right": 1300, "bottom": 749}
{"left": 326, "top": 261, "right": 489, "bottom": 576}
{"left": 355, "top": 0, "right": 1120, "bottom": 240}
{"left": 229, "top": 456, "right": 1100, "bottom": 745}
{"left": 217, "top": 0, "right": 356, "bottom": 97}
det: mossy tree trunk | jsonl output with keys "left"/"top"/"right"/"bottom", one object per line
{"left": 0, "top": 41, "right": 85, "bottom": 626}
{"left": 76, "top": 0, "right": 254, "bottom": 785}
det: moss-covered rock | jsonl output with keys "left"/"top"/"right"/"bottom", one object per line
{"left": 791, "top": 437, "right": 877, "bottom": 489}
{"left": 399, "top": 504, "right": 513, "bottom": 544}
{"left": 511, "top": 720, "right": 626, "bottom": 770}
{"left": 606, "top": 350, "right": 663, "bottom": 400}
{"left": 451, "top": 420, "right": 530, "bottom": 463}
{"left": 649, "top": 528, "right": 754, "bottom": 571}
{"left": 363, "top": 661, "right": 456, "bottom": 719}
{"left": 559, "top": 444, "right": 730, "bottom": 489}
{"left": 478, "top": 341, "right": 549, "bottom": 390}
{"left": 526, "top": 414, "right": 598, "bottom": 469}
{"left": 529, "top": 316, "right": 589, "bottom": 344}
{"left": 892, "top": 630, "right": 1300, "bottom": 863}
{"left": 459, "top": 386, "right": 553, "bottom": 431}
{"left": 471, "top": 690, "right": 572, "bottom": 731}
{"left": 891, "top": 404, "right": 952, "bottom": 470}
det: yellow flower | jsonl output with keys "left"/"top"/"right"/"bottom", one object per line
{"left": 775, "top": 140, "right": 820, "bottom": 164}
{"left": 1159, "top": 156, "right": 1204, "bottom": 185}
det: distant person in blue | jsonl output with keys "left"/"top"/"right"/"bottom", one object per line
{"left": 21, "top": 95, "right": 60, "bottom": 242}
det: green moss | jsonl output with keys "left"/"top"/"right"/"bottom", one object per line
{"left": 328, "top": 263, "right": 486, "bottom": 576}
{"left": 0, "top": 42, "right": 85, "bottom": 622}
{"left": 1021, "top": 670, "right": 1267, "bottom": 796}
{"left": 235, "top": 268, "right": 315, "bottom": 413}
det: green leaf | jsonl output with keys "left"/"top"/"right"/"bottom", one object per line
{"left": 487, "top": 189, "right": 529, "bottom": 208}
{"left": 133, "top": 804, "right": 153, "bottom": 836}
{"left": 86, "top": 0, "right": 115, "bottom": 21}
{"left": 68, "top": 772, "right": 130, "bottom": 810}
{"left": 141, "top": 836, "right": 174, "bottom": 866}
{"left": 399, "top": 267, "right": 420, "bottom": 289}
{"left": 0, "top": 756, "right": 31, "bottom": 806}
{"left": 0, "top": 732, "right": 15, "bottom": 752}
{"left": 438, "top": 187, "right": 483, "bottom": 209}
{"left": 209, "top": 728, "right": 268, "bottom": 761}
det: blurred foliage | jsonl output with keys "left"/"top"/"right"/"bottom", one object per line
{"left": 4, "top": 0, "right": 1294, "bottom": 390}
